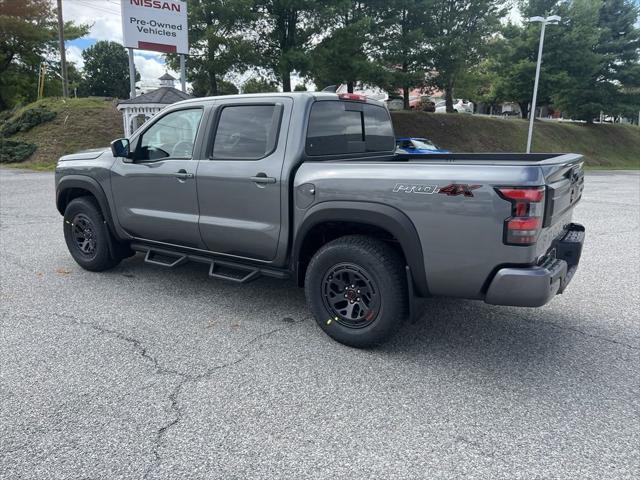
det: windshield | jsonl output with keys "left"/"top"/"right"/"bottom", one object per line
{"left": 410, "top": 138, "right": 439, "bottom": 151}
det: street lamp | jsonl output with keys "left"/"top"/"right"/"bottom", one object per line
{"left": 526, "top": 15, "right": 561, "bottom": 153}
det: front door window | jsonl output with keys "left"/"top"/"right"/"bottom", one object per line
{"left": 136, "top": 109, "right": 203, "bottom": 161}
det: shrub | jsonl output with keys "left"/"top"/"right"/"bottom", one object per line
{"left": 1, "top": 107, "right": 56, "bottom": 137}
{"left": 0, "top": 139, "right": 37, "bottom": 163}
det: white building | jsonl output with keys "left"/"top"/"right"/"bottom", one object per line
{"left": 116, "top": 73, "right": 192, "bottom": 136}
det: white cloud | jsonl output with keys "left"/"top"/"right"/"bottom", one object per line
{"left": 66, "top": 45, "right": 85, "bottom": 68}
{"left": 134, "top": 53, "right": 178, "bottom": 87}
{"left": 62, "top": 0, "right": 124, "bottom": 43}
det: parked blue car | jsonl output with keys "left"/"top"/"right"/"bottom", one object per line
{"left": 395, "top": 137, "right": 451, "bottom": 154}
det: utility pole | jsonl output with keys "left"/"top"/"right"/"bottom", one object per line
{"left": 56, "top": 0, "right": 69, "bottom": 97}
{"left": 526, "top": 15, "right": 561, "bottom": 153}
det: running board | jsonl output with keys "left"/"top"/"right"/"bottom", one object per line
{"left": 132, "top": 243, "right": 289, "bottom": 284}
{"left": 208, "top": 260, "right": 260, "bottom": 283}
{"left": 144, "top": 249, "right": 187, "bottom": 268}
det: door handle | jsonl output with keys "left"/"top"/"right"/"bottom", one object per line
{"left": 250, "top": 173, "right": 276, "bottom": 184}
{"left": 175, "top": 169, "right": 194, "bottom": 180}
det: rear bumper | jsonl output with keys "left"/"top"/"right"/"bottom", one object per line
{"left": 485, "top": 223, "right": 585, "bottom": 307}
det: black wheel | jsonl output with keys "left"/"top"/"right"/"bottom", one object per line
{"left": 63, "top": 197, "right": 122, "bottom": 271}
{"left": 305, "top": 235, "right": 408, "bottom": 347}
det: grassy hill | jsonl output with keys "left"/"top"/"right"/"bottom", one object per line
{"left": 392, "top": 111, "right": 640, "bottom": 169}
{"left": 1, "top": 97, "right": 638, "bottom": 170}
{"left": 1, "top": 97, "right": 122, "bottom": 170}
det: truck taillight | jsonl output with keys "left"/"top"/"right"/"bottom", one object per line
{"left": 496, "top": 186, "right": 545, "bottom": 245}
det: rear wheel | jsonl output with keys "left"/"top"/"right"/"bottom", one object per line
{"left": 63, "top": 197, "right": 123, "bottom": 271}
{"left": 305, "top": 235, "right": 407, "bottom": 348}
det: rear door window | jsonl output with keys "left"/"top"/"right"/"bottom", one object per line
{"left": 306, "top": 102, "right": 364, "bottom": 156}
{"left": 212, "top": 105, "right": 281, "bottom": 160}
{"left": 306, "top": 101, "right": 394, "bottom": 156}
{"left": 363, "top": 103, "right": 394, "bottom": 152}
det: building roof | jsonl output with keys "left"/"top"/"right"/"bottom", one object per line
{"left": 159, "top": 72, "right": 176, "bottom": 81}
{"left": 117, "top": 87, "right": 192, "bottom": 105}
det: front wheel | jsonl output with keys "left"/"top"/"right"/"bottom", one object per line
{"left": 63, "top": 197, "right": 123, "bottom": 271}
{"left": 305, "top": 235, "right": 408, "bottom": 348}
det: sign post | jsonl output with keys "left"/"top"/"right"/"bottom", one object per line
{"left": 128, "top": 48, "right": 136, "bottom": 99}
{"left": 180, "top": 54, "right": 186, "bottom": 92}
{"left": 120, "top": 0, "right": 189, "bottom": 94}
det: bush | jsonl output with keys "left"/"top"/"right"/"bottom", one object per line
{"left": 0, "top": 139, "right": 37, "bottom": 163}
{"left": 1, "top": 107, "right": 56, "bottom": 137}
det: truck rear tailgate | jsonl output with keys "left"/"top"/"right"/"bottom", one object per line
{"left": 541, "top": 157, "right": 585, "bottom": 228}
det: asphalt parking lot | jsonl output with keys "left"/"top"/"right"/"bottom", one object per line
{"left": 1, "top": 168, "right": 638, "bottom": 479}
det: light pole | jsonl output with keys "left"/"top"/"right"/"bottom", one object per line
{"left": 526, "top": 15, "right": 561, "bottom": 153}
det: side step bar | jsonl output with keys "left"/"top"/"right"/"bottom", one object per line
{"left": 144, "top": 249, "right": 187, "bottom": 268}
{"left": 131, "top": 243, "right": 289, "bottom": 284}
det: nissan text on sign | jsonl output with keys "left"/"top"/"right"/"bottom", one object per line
{"left": 121, "top": 0, "right": 188, "bottom": 54}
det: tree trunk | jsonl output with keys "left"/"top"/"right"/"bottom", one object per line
{"left": 209, "top": 74, "right": 218, "bottom": 96}
{"left": 347, "top": 81, "right": 354, "bottom": 93}
{"left": 401, "top": 57, "right": 409, "bottom": 110}
{"left": 519, "top": 102, "right": 528, "bottom": 119}
{"left": 445, "top": 86, "right": 454, "bottom": 113}
{"left": 282, "top": 70, "right": 291, "bottom": 92}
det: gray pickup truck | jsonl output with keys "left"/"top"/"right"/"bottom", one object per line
{"left": 55, "top": 92, "right": 585, "bottom": 347}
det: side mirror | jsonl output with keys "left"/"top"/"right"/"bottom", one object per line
{"left": 110, "top": 138, "right": 130, "bottom": 159}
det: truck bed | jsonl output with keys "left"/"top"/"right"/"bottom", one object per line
{"left": 394, "top": 152, "right": 582, "bottom": 165}
{"left": 296, "top": 152, "right": 584, "bottom": 299}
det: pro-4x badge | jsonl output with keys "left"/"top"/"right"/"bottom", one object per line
{"left": 393, "top": 183, "right": 481, "bottom": 197}
{"left": 393, "top": 183, "right": 439, "bottom": 194}
{"left": 438, "top": 184, "right": 481, "bottom": 197}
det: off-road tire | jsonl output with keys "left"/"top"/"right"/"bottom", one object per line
{"left": 305, "top": 235, "right": 407, "bottom": 348}
{"left": 63, "top": 196, "right": 123, "bottom": 271}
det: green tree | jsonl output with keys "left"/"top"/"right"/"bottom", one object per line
{"left": 308, "top": 1, "right": 373, "bottom": 93}
{"left": 253, "top": 1, "right": 326, "bottom": 91}
{"left": 454, "top": 54, "right": 502, "bottom": 113}
{"left": 491, "top": 20, "right": 568, "bottom": 119}
{"left": 168, "top": 0, "right": 256, "bottom": 96}
{"left": 218, "top": 79, "right": 239, "bottom": 95}
{"left": 553, "top": 0, "right": 640, "bottom": 121}
{"left": 495, "top": 0, "right": 639, "bottom": 121}
{"left": 43, "top": 61, "right": 83, "bottom": 97}
{"left": 80, "top": 41, "right": 136, "bottom": 98}
{"left": 426, "top": 0, "right": 505, "bottom": 112}
{"left": 0, "top": 0, "right": 88, "bottom": 108}
{"left": 242, "top": 77, "right": 279, "bottom": 93}
{"left": 368, "top": 0, "right": 431, "bottom": 109}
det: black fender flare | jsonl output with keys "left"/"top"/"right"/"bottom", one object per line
{"left": 293, "top": 201, "right": 429, "bottom": 297}
{"left": 56, "top": 175, "right": 117, "bottom": 235}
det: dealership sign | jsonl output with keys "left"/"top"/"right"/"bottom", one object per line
{"left": 121, "top": 0, "right": 188, "bottom": 54}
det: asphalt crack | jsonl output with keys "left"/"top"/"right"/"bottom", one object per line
{"left": 499, "top": 309, "right": 639, "bottom": 351}
{"left": 45, "top": 312, "right": 302, "bottom": 479}
{"left": 144, "top": 322, "right": 303, "bottom": 479}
